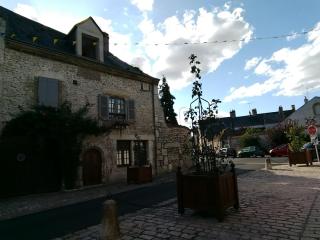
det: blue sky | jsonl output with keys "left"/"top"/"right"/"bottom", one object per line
{"left": 1, "top": 0, "right": 320, "bottom": 124}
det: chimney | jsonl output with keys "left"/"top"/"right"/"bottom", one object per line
{"left": 103, "top": 32, "right": 109, "bottom": 53}
{"left": 279, "top": 105, "right": 284, "bottom": 120}
{"left": 230, "top": 110, "right": 236, "bottom": 118}
{"left": 304, "top": 96, "right": 308, "bottom": 104}
{"left": 279, "top": 105, "right": 283, "bottom": 113}
{"left": 291, "top": 105, "right": 295, "bottom": 111}
{"left": 252, "top": 108, "right": 257, "bottom": 115}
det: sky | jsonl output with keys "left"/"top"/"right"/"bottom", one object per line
{"left": 1, "top": 0, "right": 320, "bottom": 125}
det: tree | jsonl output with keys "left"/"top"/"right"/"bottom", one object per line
{"left": 239, "top": 128, "right": 262, "bottom": 148}
{"left": 0, "top": 102, "right": 106, "bottom": 193}
{"left": 265, "top": 120, "right": 306, "bottom": 148}
{"left": 159, "top": 76, "right": 178, "bottom": 125}
{"left": 286, "top": 124, "right": 308, "bottom": 152}
{"left": 265, "top": 125, "right": 289, "bottom": 148}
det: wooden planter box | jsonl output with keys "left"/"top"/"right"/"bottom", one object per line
{"left": 127, "top": 165, "right": 152, "bottom": 184}
{"left": 288, "top": 150, "right": 311, "bottom": 166}
{"left": 306, "top": 149, "right": 317, "bottom": 163}
{"left": 176, "top": 166, "right": 239, "bottom": 221}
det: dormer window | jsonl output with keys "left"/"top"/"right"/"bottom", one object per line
{"left": 82, "top": 33, "right": 99, "bottom": 60}
{"left": 313, "top": 103, "right": 320, "bottom": 115}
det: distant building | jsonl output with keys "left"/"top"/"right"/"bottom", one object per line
{"left": 284, "top": 96, "right": 320, "bottom": 127}
{"left": 202, "top": 106, "right": 295, "bottom": 150}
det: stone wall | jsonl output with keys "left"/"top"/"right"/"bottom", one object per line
{"left": 0, "top": 40, "right": 160, "bottom": 184}
{"left": 0, "top": 17, "right": 5, "bottom": 129}
{"left": 156, "top": 124, "right": 192, "bottom": 173}
{"left": 0, "top": 34, "right": 190, "bottom": 185}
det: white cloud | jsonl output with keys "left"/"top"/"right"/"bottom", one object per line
{"left": 224, "top": 22, "right": 320, "bottom": 102}
{"left": 217, "top": 110, "right": 230, "bottom": 118}
{"left": 123, "top": 7, "right": 129, "bottom": 16}
{"left": 244, "top": 57, "right": 261, "bottom": 71}
{"left": 14, "top": 3, "right": 38, "bottom": 21}
{"left": 12, "top": 3, "right": 254, "bottom": 92}
{"left": 286, "top": 32, "right": 298, "bottom": 41}
{"left": 130, "top": 0, "right": 154, "bottom": 12}
{"left": 137, "top": 7, "right": 253, "bottom": 90}
{"left": 14, "top": 3, "right": 83, "bottom": 33}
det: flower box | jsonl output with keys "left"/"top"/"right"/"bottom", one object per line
{"left": 176, "top": 165, "right": 239, "bottom": 221}
{"left": 127, "top": 165, "right": 152, "bottom": 184}
{"left": 288, "top": 150, "right": 311, "bottom": 166}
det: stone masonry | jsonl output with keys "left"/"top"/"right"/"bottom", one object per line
{"left": 0, "top": 12, "right": 189, "bottom": 186}
{"left": 156, "top": 125, "right": 192, "bottom": 173}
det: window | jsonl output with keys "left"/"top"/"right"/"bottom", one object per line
{"left": 313, "top": 103, "right": 320, "bottom": 115}
{"left": 117, "top": 141, "right": 131, "bottom": 166}
{"left": 141, "top": 82, "right": 150, "bottom": 91}
{"left": 38, "top": 77, "right": 60, "bottom": 107}
{"left": 98, "top": 95, "right": 135, "bottom": 121}
{"left": 82, "top": 34, "right": 99, "bottom": 60}
{"left": 109, "top": 97, "right": 126, "bottom": 120}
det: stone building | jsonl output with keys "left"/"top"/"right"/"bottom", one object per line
{"left": 0, "top": 6, "right": 190, "bottom": 191}
{"left": 203, "top": 106, "right": 295, "bottom": 150}
{"left": 285, "top": 96, "right": 320, "bottom": 128}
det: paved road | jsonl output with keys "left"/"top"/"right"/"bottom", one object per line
{"left": 0, "top": 181, "right": 178, "bottom": 240}
{"left": 233, "top": 156, "right": 288, "bottom": 171}
{"left": 0, "top": 159, "right": 285, "bottom": 240}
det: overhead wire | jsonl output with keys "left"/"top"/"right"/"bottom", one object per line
{"left": 111, "top": 27, "right": 318, "bottom": 47}
{"left": 0, "top": 26, "right": 318, "bottom": 47}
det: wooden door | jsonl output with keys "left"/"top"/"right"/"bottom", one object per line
{"left": 83, "top": 149, "right": 102, "bottom": 186}
{"left": 134, "top": 141, "right": 147, "bottom": 166}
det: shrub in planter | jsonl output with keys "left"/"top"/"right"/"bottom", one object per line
{"left": 179, "top": 54, "right": 239, "bottom": 221}
{"left": 286, "top": 124, "right": 310, "bottom": 166}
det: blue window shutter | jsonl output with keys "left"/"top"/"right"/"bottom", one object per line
{"left": 38, "top": 77, "right": 59, "bottom": 107}
{"left": 98, "top": 95, "right": 109, "bottom": 120}
{"left": 38, "top": 77, "right": 47, "bottom": 106}
{"left": 127, "top": 99, "right": 135, "bottom": 121}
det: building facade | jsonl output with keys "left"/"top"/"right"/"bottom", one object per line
{"left": 0, "top": 7, "right": 190, "bottom": 191}
{"left": 285, "top": 97, "right": 320, "bottom": 128}
{"left": 203, "top": 106, "right": 295, "bottom": 150}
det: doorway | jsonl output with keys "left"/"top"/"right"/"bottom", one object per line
{"left": 82, "top": 148, "right": 102, "bottom": 186}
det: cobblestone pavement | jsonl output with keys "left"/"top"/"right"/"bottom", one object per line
{"left": 54, "top": 163, "right": 320, "bottom": 240}
{"left": 0, "top": 172, "right": 175, "bottom": 221}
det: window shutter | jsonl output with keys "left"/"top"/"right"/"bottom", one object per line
{"left": 98, "top": 95, "right": 109, "bottom": 120}
{"left": 127, "top": 99, "right": 135, "bottom": 121}
{"left": 38, "top": 77, "right": 46, "bottom": 105}
{"left": 38, "top": 77, "right": 59, "bottom": 107}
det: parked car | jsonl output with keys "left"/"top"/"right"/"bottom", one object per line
{"left": 269, "top": 144, "right": 288, "bottom": 157}
{"left": 218, "top": 147, "right": 237, "bottom": 158}
{"left": 237, "top": 146, "right": 264, "bottom": 158}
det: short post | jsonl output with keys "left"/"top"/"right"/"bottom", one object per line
{"left": 231, "top": 162, "right": 239, "bottom": 210}
{"left": 265, "top": 157, "right": 272, "bottom": 170}
{"left": 101, "top": 200, "right": 120, "bottom": 240}
{"left": 176, "top": 167, "right": 185, "bottom": 214}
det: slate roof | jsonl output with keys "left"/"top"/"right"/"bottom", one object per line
{"left": 202, "top": 109, "right": 294, "bottom": 138}
{"left": 219, "top": 110, "right": 294, "bottom": 129}
{"left": 0, "top": 6, "right": 155, "bottom": 80}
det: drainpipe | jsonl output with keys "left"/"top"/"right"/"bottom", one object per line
{"left": 151, "top": 83, "right": 158, "bottom": 175}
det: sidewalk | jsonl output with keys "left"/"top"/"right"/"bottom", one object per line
{"left": 0, "top": 172, "right": 175, "bottom": 221}
{"left": 54, "top": 163, "right": 320, "bottom": 240}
